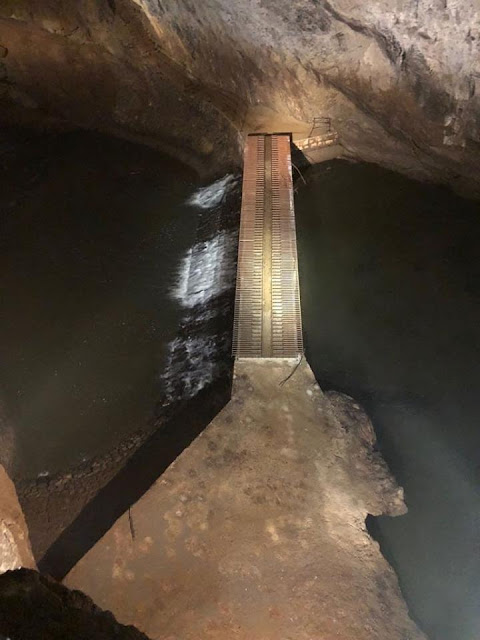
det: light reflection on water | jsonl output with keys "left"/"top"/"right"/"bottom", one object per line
{"left": 0, "top": 132, "right": 198, "bottom": 479}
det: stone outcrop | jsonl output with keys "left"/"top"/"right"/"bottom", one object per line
{"left": 0, "top": 1, "right": 479, "bottom": 194}
{"left": 0, "top": 465, "right": 149, "bottom": 639}
{"left": 0, "top": 0, "right": 241, "bottom": 176}
{"left": 65, "top": 359, "right": 425, "bottom": 639}
{"left": 0, "top": 464, "right": 35, "bottom": 574}
{"left": 0, "top": 568, "right": 151, "bottom": 639}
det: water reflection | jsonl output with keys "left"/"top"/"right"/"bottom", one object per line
{"left": 0, "top": 132, "right": 198, "bottom": 479}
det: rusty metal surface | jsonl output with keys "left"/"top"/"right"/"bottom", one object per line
{"left": 233, "top": 134, "right": 303, "bottom": 358}
{"left": 271, "top": 135, "right": 303, "bottom": 357}
{"left": 232, "top": 135, "right": 264, "bottom": 357}
{"left": 295, "top": 132, "right": 339, "bottom": 152}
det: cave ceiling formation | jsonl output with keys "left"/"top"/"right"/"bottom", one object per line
{"left": 0, "top": 0, "right": 479, "bottom": 194}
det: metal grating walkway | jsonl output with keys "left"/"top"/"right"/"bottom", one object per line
{"left": 233, "top": 134, "right": 303, "bottom": 358}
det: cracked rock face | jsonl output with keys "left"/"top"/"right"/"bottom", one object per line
{"left": 0, "top": 0, "right": 479, "bottom": 193}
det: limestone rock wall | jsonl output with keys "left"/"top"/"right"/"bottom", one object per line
{"left": 0, "top": 0, "right": 242, "bottom": 176}
{"left": 0, "top": 1, "right": 479, "bottom": 193}
{"left": 0, "top": 464, "right": 35, "bottom": 574}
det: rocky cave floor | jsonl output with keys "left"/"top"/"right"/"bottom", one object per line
{"left": 1, "top": 359, "right": 427, "bottom": 640}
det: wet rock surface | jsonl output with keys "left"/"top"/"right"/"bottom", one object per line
{"left": 0, "top": 1, "right": 479, "bottom": 193}
{"left": 65, "top": 359, "right": 424, "bottom": 639}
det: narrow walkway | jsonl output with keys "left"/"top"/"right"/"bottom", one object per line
{"left": 233, "top": 134, "right": 303, "bottom": 357}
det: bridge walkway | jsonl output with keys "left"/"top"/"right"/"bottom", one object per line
{"left": 233, "top": 134, "right": 303, "bottom": 358}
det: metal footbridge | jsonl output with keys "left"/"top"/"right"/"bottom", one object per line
{"left": 233, "top": 134, "right": 303, "bottom": 358}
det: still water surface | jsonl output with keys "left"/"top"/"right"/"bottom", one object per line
{"left": 296, "top": 160, "right": 480, "bottom": 640}
{"left": 0, "top": 132, "right": 198, "bottom": 479}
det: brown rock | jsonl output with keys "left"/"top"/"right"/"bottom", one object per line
{"left": 0, "top": 1, "right": 479, "bottom": 193}
{"left": 0, "top": 464, "right": 36, "bottom": 574}
{"left": 0, "top": 568, "right": 150, "bottom": 640}
{"left": 65, "top": 359, "right": 424, "bottom": 640}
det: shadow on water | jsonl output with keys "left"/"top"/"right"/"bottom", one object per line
{"left": 295, "top": 160, "right": 480, "bottom": 640}
{"left": 38, "top": 375, "right": 232, "bottom": 580}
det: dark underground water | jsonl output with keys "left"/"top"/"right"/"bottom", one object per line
{"left": 295, "top": 160, "right": 480, "bottom": 640}
{"left": 0, "top": 131, "right": 199, "bottom": 480}
{"left": 1, "top": 130, "right": 479, "bottom": 639}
